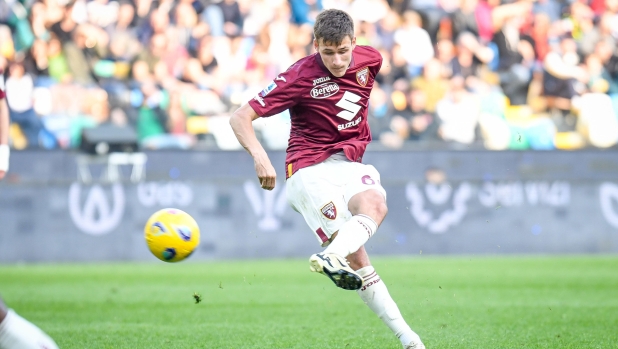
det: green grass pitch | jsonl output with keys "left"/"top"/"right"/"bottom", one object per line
{"left": 1, "top": 256, "right": 617, "bottom": 349}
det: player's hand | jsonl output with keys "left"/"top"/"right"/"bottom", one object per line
{"left": 0, "top": 170, "right": 5, "bottom": 180}
{"left": 254, "top": 156, "right": 277, "bottom": 190}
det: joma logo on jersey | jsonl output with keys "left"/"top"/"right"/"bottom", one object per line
{"left": 321, "top": 201, "right": 337, "bottom": 220}
{"left": 338, "top": 116, "right": 361, "bottom": 130}
{"left": 311, "top": 82, "right": 339, "bottom": 99}
{"left": 313, "top": 76, "right": 330, "bottom": 86}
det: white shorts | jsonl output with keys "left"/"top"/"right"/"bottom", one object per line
{"left": 286, "top": 156, "right": 386, "bottom": 247}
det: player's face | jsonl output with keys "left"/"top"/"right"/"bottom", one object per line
{"left": 315, "top": 36, "right": 356, "bottom": 77}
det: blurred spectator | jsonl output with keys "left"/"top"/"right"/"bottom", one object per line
{"left": 451, "top": 32, "right": 494, "bottom": 82}
{"left": 377, "top": 45, "right": 409, "bottom": 85}
{"left": 436, "top": 76, "right": 480, "bottom": 144}
{"left": 47, "top": 37, "right": 71, "bottom": 82}
{"left": 528, "top": 13, "right": 551, "bottom": 63}
{"left": 409, "top": 0, "right": 449, "bottom": 44}
{"left": 367, "top": 82, "right": 391, "bottom": 138}
{"left": 23, "top": 40, "right": 49, "bottom": 77}
{"left": 389, "top": 89, "right": 440, "bottom": 142}
{"left": 376, "top": 9, "right": 400, "bottom": 51}
{"left": 492, "top": 14, "right": 534, "bottom": 105}
{"left": 5, "top": 62, "right": 42, "bottom": 148}
{"left": 219, "top": 0, "right": 243, "bottom": 37}
{"left": 585, "top": 54, "right": 618, "bottom": 95}
{"left": 394, "top": 11, "right": 434, "bottom": 76}
{"left": 543, "top": 36, "right": 586, "bottom": 127}
{"left": 435, "top": 38, "right": 455, "bottom": 77}
{"left": 451, "top": 0, "right": 492, "bottom": 42}
{"left": 412, "top": 58, "right": 449, "bottom": 112}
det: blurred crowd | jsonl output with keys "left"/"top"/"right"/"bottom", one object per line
{"left": 1, "top": 0, "right": 618, "bottom": 151}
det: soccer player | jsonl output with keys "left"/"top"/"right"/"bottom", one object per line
{"left": 230, "top": 9, "right": 425, "bottom": 349}
{"left": 0, "top": 91, "right": 59, "bottom": 349}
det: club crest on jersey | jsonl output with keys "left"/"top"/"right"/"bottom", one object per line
{"left": 260, "top": 81, "right": 277, "bottom": 97}
{"left": 321, "top": 201, "right": 337, "bottom": 220}
{"left": 311, "top": 82, "right": 339, "bottom": 99}
{"left": 356, "top": 67, "right": 369, "bottom": 87}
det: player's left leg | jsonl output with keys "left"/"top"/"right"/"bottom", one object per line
{"left": 308, "top": 187, "right": 385, "bottom": 290}
{"left": 0, "top": 296, "right": 59, "bottom": 349}
{"left": 322, "top": 185, "right": 386, "bottom": 259}
{"left": 347, "top": 247, "right": 425, "bottom": 349}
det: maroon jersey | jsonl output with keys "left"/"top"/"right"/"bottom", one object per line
{"left": 248, "top": 45, "right": 382, "bottom": 178}
{"left": 0, "top": 89, "right": 4, "bottom": 100}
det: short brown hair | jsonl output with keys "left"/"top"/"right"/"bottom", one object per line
{"left": 313, "top": 9, "right": 354, "bottom": 46}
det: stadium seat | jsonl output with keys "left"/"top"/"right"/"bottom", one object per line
{"left": 554, "top": 131, "right": 585, "bottom": 150}
{"left": 9, "top": 123, "right": 27, "bottom": 150}
{"left": 186, "top": 116, "right": 210, "bottom": 135}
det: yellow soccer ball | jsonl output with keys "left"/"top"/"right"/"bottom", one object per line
{"left": 144, "top": 208, "right": 200, "bottom": 262}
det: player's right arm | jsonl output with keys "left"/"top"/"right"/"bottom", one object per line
{"left": 229, "top": 103, "right": 277, "bottom": 191}
{"left": 0, "top": 90, "right": 9, "bottom": 180}
{"left": 230, "top": 68, "right": 302, "bottom": 191}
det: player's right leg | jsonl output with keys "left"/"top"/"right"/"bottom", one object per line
{"left": 0, "top": 296, "right": 59, "bottom": 349}
{"left": 286, "top": 159, "right": 365, "bottom": 290}
{"left": 348, "top": 248, "right": 426, "bottom": 349}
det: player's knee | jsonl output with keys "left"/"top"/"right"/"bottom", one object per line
{"left": 365, "top": 190, "right": 388, "bottom": 221}
{"left": 375, "top": 198, "right": 388, "bottom": 221}
{"left": 350, "top": 189, "right": 388, "bottom": 223}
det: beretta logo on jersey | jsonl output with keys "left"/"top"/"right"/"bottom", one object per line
{"left": 321, "top": 201, "right": 337, "bottom": 220}
{"left": 311, "top": 82, "right": 339, "bottom": 99}
{"left": 356, "top": 67, "right": 369, "bottom": 87}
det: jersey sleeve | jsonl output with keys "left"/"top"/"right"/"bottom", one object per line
{"left": 367, "top": 47, "right": 383, "bottom": 80}
{"left": 248, "top": 68, "right": 303, "bottom": 117}
{"left": 0, "top": 89, "right": 4, "bottom": 100}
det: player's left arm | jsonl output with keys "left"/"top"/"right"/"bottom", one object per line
{"left": 0, "top": 93, "right": 9, "bottom": 180}
{"left": 229, "top": 103, "right": 277, "bottom": 191}
{"left": 230, "top": 68, "right": 301, "bottom": 191}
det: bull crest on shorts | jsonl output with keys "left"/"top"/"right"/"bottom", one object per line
{"left": 321, "top": 201, "right": 337, "bottom": 220}
{"left": 356, "top": 67, "right": 369, "bottom": 87}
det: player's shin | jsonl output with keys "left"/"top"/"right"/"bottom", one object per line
{"left": 0, "top": 309, "right": 59, "bottom": 349}
{"left": 355, "top": 266, "right": 423, "bottom": 347}
{"left": 323, "top": 214, "right": 377, "bottom": 257}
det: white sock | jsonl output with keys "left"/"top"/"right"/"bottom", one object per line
{"left": 324, "top": 214, "right": 377, "bottom": 257}
{"left": 356, "top": 266, "right": 422, "bottom": 346}
{"left": 0, "top": 309, "right": 59, "bottom": 349}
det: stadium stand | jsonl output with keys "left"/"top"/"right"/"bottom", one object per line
{"left": 0, "top": 0, "right": 617, "bottom": 150}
